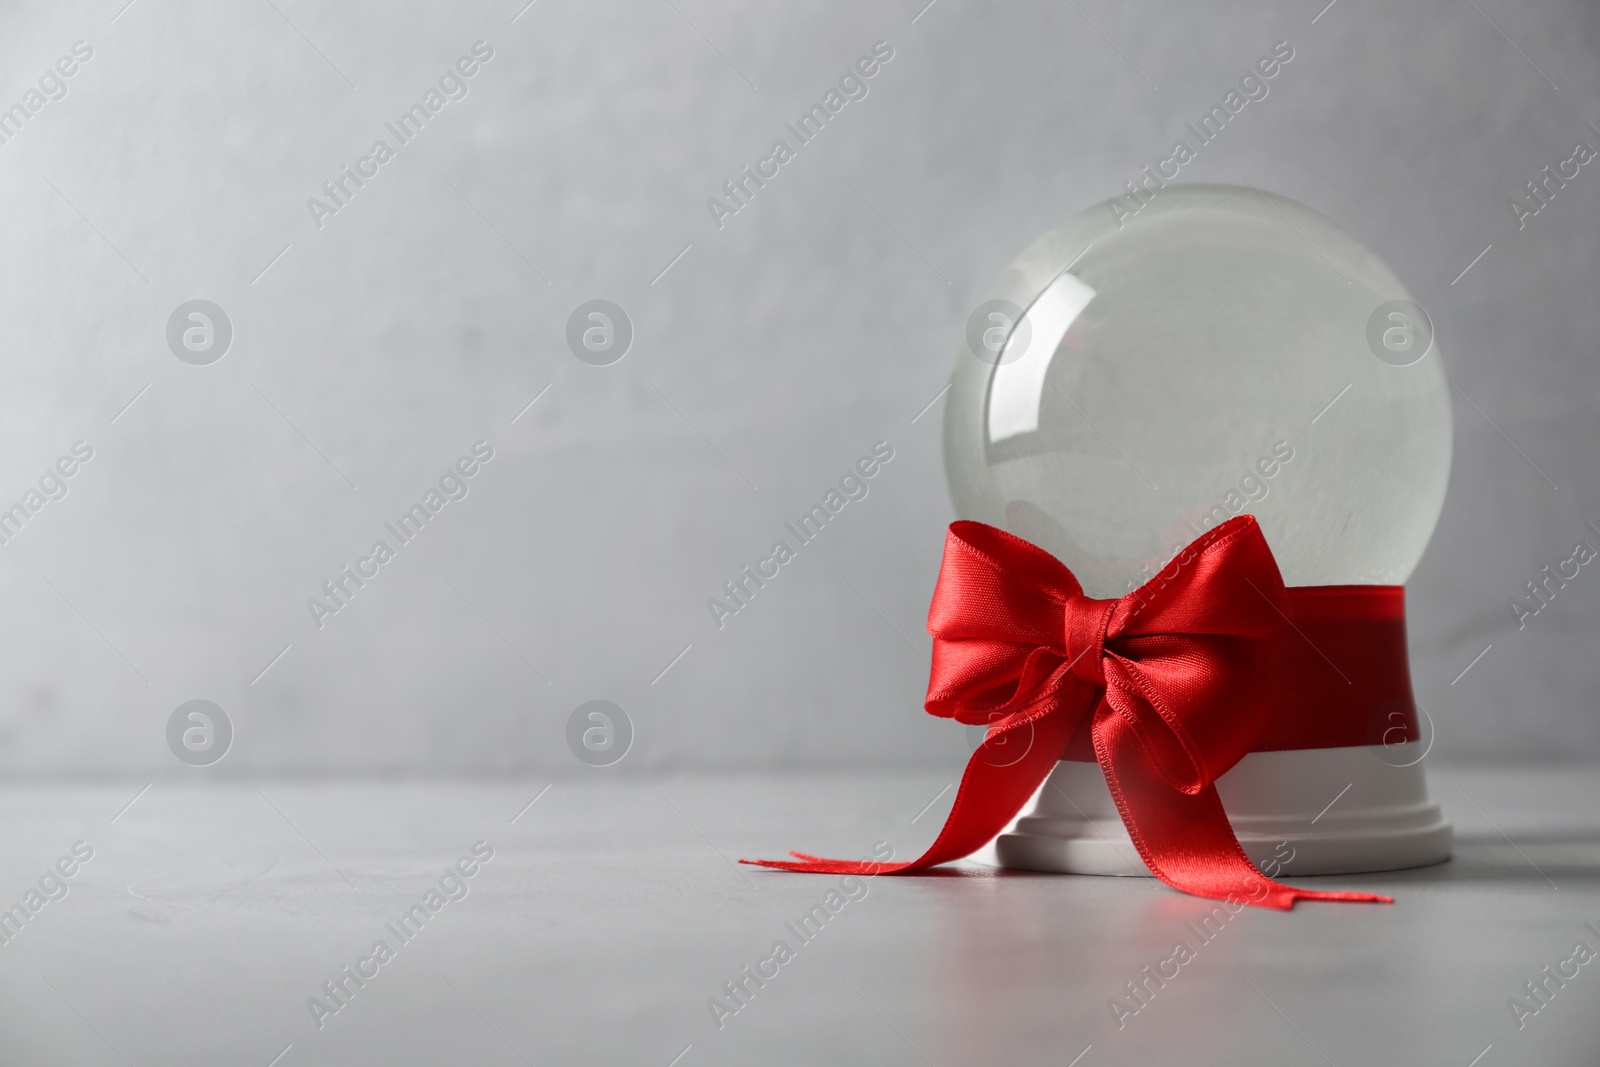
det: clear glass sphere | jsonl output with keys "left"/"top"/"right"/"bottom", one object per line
{"left": 944, "top": 183, "right": 1451, "bottom": 597}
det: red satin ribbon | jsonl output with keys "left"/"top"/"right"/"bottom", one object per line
{"left": 744, "top": 515, "right": 1402, "bottom": 911}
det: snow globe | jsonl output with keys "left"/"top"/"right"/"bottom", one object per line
{"left": 945, "top": 183, "right": 1453, "bottom": 876}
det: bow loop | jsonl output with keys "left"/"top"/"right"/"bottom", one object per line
{"left": 924, "top": 521, "right": 1082, "bottom": 725}
{"left": 1106, "top": 632, "right": 1279, "bottom": 792}
{"left": 1109, "top": 514, "right": 1292, "bottom": 642}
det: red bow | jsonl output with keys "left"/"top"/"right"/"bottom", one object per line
{"left": 744, "top": 515, "right": 1391, "bottom": 910}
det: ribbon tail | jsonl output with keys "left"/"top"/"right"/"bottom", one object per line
{"left": 1092, "top": 709, "right": 1392, "bottom": 910}
{"left": 742, "top": 707, "right": 1077, "bottom": 876}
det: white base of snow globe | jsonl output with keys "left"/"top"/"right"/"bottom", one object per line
{"left": 996, "top": 743, "right": 1452, "bottom": 877}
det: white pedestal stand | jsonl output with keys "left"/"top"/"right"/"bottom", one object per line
{"left": 996, "top": 742, "right": 1452, "bottom": 876}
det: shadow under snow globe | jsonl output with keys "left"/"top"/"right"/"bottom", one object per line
{"left": 945, "top": 183, "right": 1452, "bottom": 876}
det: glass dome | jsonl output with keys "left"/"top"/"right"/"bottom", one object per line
{"left": 944, "top": 183, "right": 1451, "bottom": 597}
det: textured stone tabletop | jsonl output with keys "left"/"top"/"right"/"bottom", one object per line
{"left": 0, "top": 766, "right": 1596, "bottom": 1066}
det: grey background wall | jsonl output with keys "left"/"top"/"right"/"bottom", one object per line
{"left": 0, "top": 0, "right": 1595, "bottom": 774}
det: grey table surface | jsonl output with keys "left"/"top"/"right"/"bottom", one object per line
{"left": 0, "top": 766, "right": 1595, "bottom": 1066}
